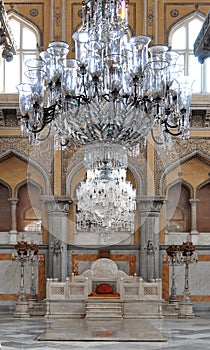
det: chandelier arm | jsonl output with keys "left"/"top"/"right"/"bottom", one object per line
{"left": 60, "top": 139, "right": 69, "bottom": 147}
{"left": 150, "top": 128, "right": 164, "bottom": 146}
{"left": 36, "top": 122, "right": 53, "bottom": 141}
{"left": 164, "top": 121, "right": 182, "bottom": 136}
{"left": 24, "top": 114, "right": 46, "bottom": 134}
{"left": 43, "top": 104, "right": 57, "bottom": 123}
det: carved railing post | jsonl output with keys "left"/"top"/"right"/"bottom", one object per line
{"left": 137, "top": 196, "right": 165, "bottom": 281}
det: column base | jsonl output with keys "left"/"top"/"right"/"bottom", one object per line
{"left": 9, "top": 230, "right": 18, "bottom": 244}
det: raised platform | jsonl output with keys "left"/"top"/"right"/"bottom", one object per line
{"left": 38, "top": 318, "right": 167, "bottom": 342}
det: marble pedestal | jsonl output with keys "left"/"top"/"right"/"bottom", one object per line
{"left": 178, "top": 300, "right": 195, "bottom": 318}
{"left": 13, "top": 301, "right": 30, "bottom": 318}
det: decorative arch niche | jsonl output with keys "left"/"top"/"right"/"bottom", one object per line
{"left": 15, "top": 180, "right": 42, "bottom": 232}
{"left": 197, "top": 181, "right": 210, "bottom": 233}
{"left": 0, "top": 180, "right": 12, "bottom": 232}
{"left": 166, "top": 180, "right": 192, "bottom": 232}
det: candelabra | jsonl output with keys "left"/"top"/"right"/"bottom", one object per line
{"left": 28, "top": 242, "right": 39, "bottom": 300}
{"left": 179, "top": 241, "right": 198, "bottom": 304}
{"left": 13, "top": 240, "right": 40, "bottom": 301}
{"left": 165, "top": 244, "right": 180, "bottom": 303}
{"left": 165, "top": 241, "right": 198, "bottom": 306}
{"left": 13, "top": 240, "right": 30, "bottom": 301}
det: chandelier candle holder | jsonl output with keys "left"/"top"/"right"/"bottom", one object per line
{"left": 16, "top": 0, "right": 194, "bottom": 232}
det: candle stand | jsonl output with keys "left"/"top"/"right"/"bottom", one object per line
{"left": 28, "top": 242, "right": 39, "bottom": 300}
{"left": 13, "top": 239, "right": 31, "bottom": 318}
{"left": 13, "top": 240, "right": 30, "bottom": 301}
{"left": 178, "top": 241, "right": 198, "bottom": 317}
{"left": 13, "top": 240, "right": 40, "bottom": 318}
{"left": 165, "top": 244, "right": 180, "bottom": 304}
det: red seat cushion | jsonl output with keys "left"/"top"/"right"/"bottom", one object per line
{"left": 95, "top": 283, "right": 113, "bottom": 294}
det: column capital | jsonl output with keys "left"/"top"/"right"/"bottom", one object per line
{"left": 8, "top": 198, "right": 19, "bottom": 205}
{"left": 189, "top": 198, "right": 200, "bottom": 205}
{"left": 41, "top": 195, "right": 72, "bottom": 214}
{"left": 136, "top": 196, "right": 165, "bottom": 216}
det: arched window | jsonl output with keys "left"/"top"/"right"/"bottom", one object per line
{"left": 168, "top": 13, "right": 210, "bottom": 93}
{"left": 0, "top": 14, "right": 39, "bottom": 93}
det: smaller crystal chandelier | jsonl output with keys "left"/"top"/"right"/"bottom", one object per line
{"left": 76, "top": 143, "right": 136, "bottom": 233}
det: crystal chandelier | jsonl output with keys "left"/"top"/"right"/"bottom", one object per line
{"left": 0, "top": 0, "right": 16, "bottom": 61}
{"left": 16, "top": 0, "right": 194, "bottom": 235}
{"left": 76, "top": 143, "right": 136, "bottom": 233}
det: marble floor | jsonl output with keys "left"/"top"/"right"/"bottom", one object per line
{"left": 1, "top": 312, "right": 210, "bottom": 350}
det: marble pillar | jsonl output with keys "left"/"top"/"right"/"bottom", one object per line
{"left": 189, "top": 199, "right": 199, "bottom": 235}
{"left": 8, "top": 198, "right": 19, "bottom": 244}
{"left": 137, "top": 196, "right": 165, "bottom": 281}
{"left": 42, "top": 196, "right": 72, "bottom": 281}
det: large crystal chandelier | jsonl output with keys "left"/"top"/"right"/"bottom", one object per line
{"left": 16, "top": 0, "right": 194, "bottom": 235}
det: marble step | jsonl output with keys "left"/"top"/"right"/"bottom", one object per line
{"left": 85, "top": 302, "right": 123, "bottom": 319}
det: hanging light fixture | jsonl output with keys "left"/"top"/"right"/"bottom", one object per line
{"left": 76, "top": 143, "right": 136, "bottom": 233}
{"left": 0, "top": 1, "right": 16, "bottom": 61}
{"left": 16, "top": 0, "right": 194, "bottom": 235}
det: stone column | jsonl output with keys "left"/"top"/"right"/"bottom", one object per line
{"left": 189, "top": 199, "right": 199, "bottom": 234}
{"left": 42, "top": 196, "right": 72, "bottom": 281}
{"left": 137, "top": 196, "right": 165, "bottom": 281}
{"left": 8, "top": 198, "right": 19, "bottom": 244}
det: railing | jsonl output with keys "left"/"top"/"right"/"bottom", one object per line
{"left": 46, "top": 276, "right": 162, "bottom": 301}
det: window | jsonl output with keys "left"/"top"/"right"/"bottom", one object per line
{"left": 0, "top": 14, "right": 39, "bottom": 93}
{"left": 168, "top": 14, "right": 210, "bottom": 93}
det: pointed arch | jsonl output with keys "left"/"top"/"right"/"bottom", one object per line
{"left": 0, "top": 148, "right": 51, "bottom": 195}
{"left": 166, "top": 10, "right": 205, "bottom": 45}
{"left": 166, "top": 178, "right": 194, "bottom": 199}
{"left": 7, "top": 10, "right": 42, "bottom": 46}
{"left": 0, "top": 180, "right": 12, "bottom": 232}
{"left": 0, "top": 11, "right": 42, "bottom": 93}
{"left": 66, "top": 157, "right": 143, "bottom": 199}
{"left": 196, "top": 179, "right": 210, "bottom": 199}
{"left": 0, "top": 179, "right": 12, "bottom": 198}
{"left": 14, "top": 178, "right": 43, "bottom": 198}
{"left": 15, "top": 179, "right": 42, "bottom": 232}
{"left": 159, "top": 150, "right": 210, "bottom": 196}
{"left": 166, "top": 179, "right": 192, "bottom": 232}
{"left": 166, "top": 10, "right": 208, "bottom": 93}
{"left": 196, "top": 180, "right": 210, "bottom": 232}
